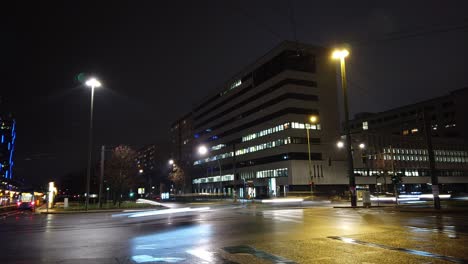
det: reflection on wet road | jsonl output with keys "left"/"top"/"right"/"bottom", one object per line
{"left": 1, "top": 206, "right": 468, "bottom": 263}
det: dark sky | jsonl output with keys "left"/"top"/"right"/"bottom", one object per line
{"left": 2, "top": 1, "right": 468, "bottom": 186}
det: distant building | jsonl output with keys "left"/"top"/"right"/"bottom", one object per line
{"left": 136, "top": 145, "right": 159, "bottom": 193}
{"left": 350, "top": 87, "right": 468, "bottom": 140}
{"left": 349, "top": 88, "right": 468, "bottom": 193}
{"left": 169, "top": 113, "right": 194, "bottom": 192}
{"left": 184, "top": 41, "right": 346, "bottom": 197}
{"left": 0, "top": 115, "right": 16, "bottom": 180}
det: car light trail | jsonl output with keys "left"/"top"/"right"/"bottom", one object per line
{"left": 127, "top": 207, "right": 210, "bottom": 218}
{"left": 261, "top": 198, "right": 303, "bottom": 203}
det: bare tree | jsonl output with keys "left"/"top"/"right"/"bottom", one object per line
{"left": 106, "top": 145, "right": 137, "bottom": 206}
{"left": 168, "top": 163, "right": 185, "bottom": 193}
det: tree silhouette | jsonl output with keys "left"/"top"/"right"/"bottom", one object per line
{"left": 106, "top": 145, "right": 137, "bottom": 206}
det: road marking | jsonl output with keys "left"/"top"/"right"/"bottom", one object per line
{"left": 223, "top": 245, "right": 297, "bottom": 264}
{"left": 328, "top": 236, "right": 467, "bottom": 263}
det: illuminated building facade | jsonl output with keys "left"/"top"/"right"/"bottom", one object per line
{"left": 187, "top": 41, "right": 347, "bottom": 197}
{"left": 0, "top": 115, "right": 16, "bottom": 180}
{"left": 349, "top": 88, "right": 468, "bottom": 193}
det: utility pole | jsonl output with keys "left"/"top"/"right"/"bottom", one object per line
{"left": 389, "top": 145, "right": 398, "bottom": 205}
{"left": 306, "top": 127, "right": 313, "bottom": 194}
{"left": 423, "top": 110, "right": 441, "bottom": 209}
{"left": 98, "top": 145, "right": 105, "bottom": 208}
{"left": 340, "top": 57, "right": 356, "bottom": 207}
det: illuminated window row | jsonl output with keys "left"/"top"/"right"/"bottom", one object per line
{"left": 194, "top": 137, "right": 299, "bottom": 165}
{"left": 256, "top": 168, "right": 288, "bottom": 178}
{"left": 354, "top": 169, "right": 421, "bottom": 176}
{"left": 211, "top": 144, "right": 226, "bottom": 150}
{"left": 382, "top": 148, "right": 468, "bottom": 157}
{"left": 243, "top": 123, "right": 287, "bottom": 142}
{"left": 379, "top": 155, "right": 468, "bottom": 163}
{"left": 242, "top": 122, "right": 321, "bottom": 142}
{"left": 193, "top": 174, "right": 234, "bottom": 184}
{"left": 236, "top": 138, "right": 290, "bottom": 156}
{"left": 220, "top": 79, "right": 242, "bottom": 96}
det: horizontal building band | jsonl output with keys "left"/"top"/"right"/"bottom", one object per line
{"left": 195, "top": 107, "right": 319, "bottom": 140}
{"left": 194, "top": 48, "right": 316, "bottom": 113}
{"left": 194, "top": 78, "right": 317, "bottom": 122}
{"left": 195, "top": 92, "right": 318, "bottom": 129}
{"left": 193, "top": 152, "right": 322, "bottom": 175}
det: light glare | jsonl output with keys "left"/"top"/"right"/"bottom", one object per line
{"left": 198, "top": 145, "right": 208, "bottom": 156}
{"left": 309, "top": 115, "right": 318, "bottom": 124}
{"left": 332, "top": 49, "right": 349, "bottom": 59}
{"left": 85, "top": 77, "right": 102, "bottom": 88}
{"left": 337, "top": 141, "right": 344, "bottom": 148}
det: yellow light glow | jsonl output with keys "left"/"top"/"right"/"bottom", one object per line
{"left": 332, "top": 49, "right": 349, "bottom": 59}
{"left": 309, "top": 115, "right": 318, "bottom": 124}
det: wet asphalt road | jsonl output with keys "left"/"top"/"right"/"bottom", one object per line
{"left": 1, "top": 204, "right": 468, "bottom": 264}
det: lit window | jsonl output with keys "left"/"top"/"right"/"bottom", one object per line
{"left": 362, "top": 121, "right": 368, "bottom": 130}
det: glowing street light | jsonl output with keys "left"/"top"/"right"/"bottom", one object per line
{"left": 332, "top": 48, "right": 356, "bottom": 207}
{"left": 168, "top": 159, "right": 174, "bottom": 165}
{"left": 309, "top": 115, "right": 318, "bottom": 124}
{"left": 337, "top": 141, "right": 344, "bottom": 149}
{"left": 197, "top": 145, "right": 208, "bottom": 156}
{"left": 331, "top": 49, "right": 349, "bottom": 60}
{"left": 85, "top": 78, "right": 102, "bottom": 88}
{"left": 359, "top": 143, "right": 366, "bottom": 149}
{"left": 84, "top": 77, "right": 101, "bottom": 211}
{"left": 139, "top": 169, "right": 144, "bottom": 174}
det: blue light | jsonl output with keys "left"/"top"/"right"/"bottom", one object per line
{"left": 194, "top": 134, "right": 200, "bottom": 139}
{"left": 5, "top": 171, "right": 8, "bottom": 178}
{"left": 1, "top": 134, "right": 3, "bottom": 143}
{"left": 7, "top": 143, "right": 10, "bottom": 150}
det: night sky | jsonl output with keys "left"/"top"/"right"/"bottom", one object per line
{"left": 2, "top": 1, "right": 468, "bottom": 187}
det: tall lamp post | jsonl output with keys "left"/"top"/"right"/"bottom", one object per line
{"left": 85, "top": 77, "right": 101, "bottom": 211}
{"left": 332, "top": 49, "right": 356, "bottom": 207}
{"left": 307, "top": 115, "right": 319, "bottom": 194}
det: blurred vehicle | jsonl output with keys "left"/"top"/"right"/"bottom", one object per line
{"left": 17, "top": 192, "right": 36, "bottom": 210}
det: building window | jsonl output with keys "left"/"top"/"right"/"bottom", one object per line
{"left": 362, "top": 121, "right": 368, "bottom": 130}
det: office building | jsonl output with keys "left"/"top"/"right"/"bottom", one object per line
{"left": 189, "top": 41, "right": 347, "bottom": 197}
{"left": 349, "top": 88, "right": 468, "bottom": 193}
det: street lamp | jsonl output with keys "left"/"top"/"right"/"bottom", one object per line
{"left": 332, "top": 48, "right": 357, "bottom": 207}
{"left": 84, "top": 77, "right": 101, "bottom": 211}
{"left": 168, "top": 159, "right": 174, "bottom": 165}
{"left": 307, "top": 115, "right": 319, "bottom": 194}
{"left": 336, "top": 141, "right": 344, "bottom": 149}
{"left": 359, "top": 143, "right": 365, "bottom": 150}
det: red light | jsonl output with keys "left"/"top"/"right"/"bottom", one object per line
{"left": 17, "top": 202, "right": 21, "bottom": 207}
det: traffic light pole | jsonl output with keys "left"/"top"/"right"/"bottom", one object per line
{"left": 423, "top": 110, "right": 441, "bottom": 209}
